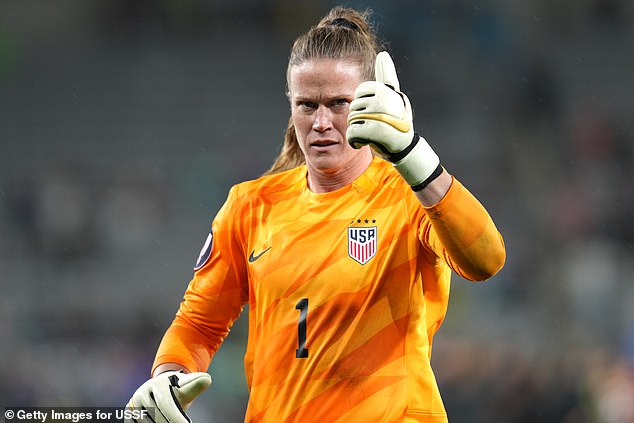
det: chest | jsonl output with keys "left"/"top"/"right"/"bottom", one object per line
{"left": 244, "top": 195, "right": 415, "bottom": 302}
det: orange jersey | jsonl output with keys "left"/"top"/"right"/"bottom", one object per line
{"left": 153, "top": 157, "right": 505, "bottom": 422}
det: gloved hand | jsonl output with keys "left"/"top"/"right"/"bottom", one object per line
{"left": 126, "top": 371, "right": 211, "bottom": 423}
{"left": 347, "top": 51, "right": 442, "bottom": 191}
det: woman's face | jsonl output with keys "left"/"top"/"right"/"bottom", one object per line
{"left": 289, "top": 59, "right": 371, "bottom": 182}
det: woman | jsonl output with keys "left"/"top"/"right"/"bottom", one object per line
{"left": 127, "top": 6, "right": 505, "bottom": 423}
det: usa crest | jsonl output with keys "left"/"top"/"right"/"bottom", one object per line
{"left": 348, "top": 226, "right": 377, "bottom": 265}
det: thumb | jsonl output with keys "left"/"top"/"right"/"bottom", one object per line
{"left": 375, "top": 51, "right": 400, "bottom": 91}
{"left": 174, "top": 372, "right": 212, "bottom": 409}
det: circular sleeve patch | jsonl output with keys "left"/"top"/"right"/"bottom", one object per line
{"left": 194, "top": 231, "right": 213, "bottom": 271}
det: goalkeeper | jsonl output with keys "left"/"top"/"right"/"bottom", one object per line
{"left": 127, "top": 6, "right": 506, "bottom": 423}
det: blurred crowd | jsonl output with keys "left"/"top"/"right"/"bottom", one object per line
{"left": 1, "top": 1, "right": 633, "bottom": 421}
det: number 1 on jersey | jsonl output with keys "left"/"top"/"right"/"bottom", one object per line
{"left": 295, "top": 298, "right": 309, "bottom": 358}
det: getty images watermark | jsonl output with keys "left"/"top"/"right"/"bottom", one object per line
{"left": 4, "top": 407, "right": 153, "bottom": 422}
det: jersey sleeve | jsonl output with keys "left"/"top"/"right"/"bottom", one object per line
{"left": 420, "top": 176, "right": 506, "bottom": 282}
{"left": 152, "top": 186, "right": 249, "bottom": 375}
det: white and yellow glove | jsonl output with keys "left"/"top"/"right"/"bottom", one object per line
{"left": 347, "top": 51, "right": 442, "bottom": 191}
{"left": 126, "top": 371, "right": 211, "bottom": 423}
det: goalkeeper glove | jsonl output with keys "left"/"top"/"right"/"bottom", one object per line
{"left": 126, "top": 371, "right": 211, "bottom": 423}
{"left": 347, "top": 51, "right": 442, "bottom": 191}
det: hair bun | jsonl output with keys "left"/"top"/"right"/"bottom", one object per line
{"left": 330, "top": 17, "right": 358, "bottom": 31}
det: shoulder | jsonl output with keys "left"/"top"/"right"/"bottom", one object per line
{"left": 364, "top": 158, "right": 416, "bottom": 196}
{"left": 227, "top": 166, "right": 307, "bottom": 207}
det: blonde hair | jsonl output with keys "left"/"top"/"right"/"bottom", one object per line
{"left": 263, "top": 7, "right": 383, "bottom": 176}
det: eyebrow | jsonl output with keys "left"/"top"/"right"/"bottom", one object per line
{"left": 293, "top": 93, "right": 352, "bottom": 102}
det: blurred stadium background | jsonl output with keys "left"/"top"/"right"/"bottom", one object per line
{"left": 1, "top": 1, "right": 633, "bottom": 421}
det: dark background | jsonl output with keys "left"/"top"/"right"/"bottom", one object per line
{"left": 1, "top": 1, "right": 633, "bottom": 421}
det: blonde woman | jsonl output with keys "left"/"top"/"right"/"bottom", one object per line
{"left": 127, "top": 6, "right": 505, "bottom": 423}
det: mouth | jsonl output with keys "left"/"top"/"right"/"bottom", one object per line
{"left": 310, "top": 139, "right": 339, "bottom": 151}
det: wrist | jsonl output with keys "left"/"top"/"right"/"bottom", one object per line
{"left": 153, "top": 363, "right": 189, "bottom": 378}
{"left": 415, "top": 170, "right": 453, "bottom": 206}
{"left": 392, "top": 134, "right": 441, "bottom": 189}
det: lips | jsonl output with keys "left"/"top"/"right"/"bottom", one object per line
{"left": 310, "top": 139, "right": 338, "bottom": 148}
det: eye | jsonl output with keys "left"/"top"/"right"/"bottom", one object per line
{"left": 333, "top": 98, "right": 349, "bottom": 107}
{"left": 297, "top": 101, "right": 317, "bottom": 111}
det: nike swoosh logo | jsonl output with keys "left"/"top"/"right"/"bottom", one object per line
{"left": 248, "top": 247, "right": 271, "bottom": 263}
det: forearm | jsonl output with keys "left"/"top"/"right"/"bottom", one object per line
{"left": 152, "top": 320, "right": 218, "bottom": 377}
{"left": 152, "top": 265, "right": 247, "bottom": 376}
{"left": 424, "top": 177, "right": 506, "bottom": 281}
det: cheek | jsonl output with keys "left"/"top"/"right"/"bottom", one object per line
{"left": 335, "top": 113, "right": 351, "bottom": 135}
{"left": 292, "top": 108, "right": 313, "bottom": 129}
{"left": 290, "top": 113, "right": 308, "bottom": 148}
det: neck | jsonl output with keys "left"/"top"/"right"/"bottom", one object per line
{"left": 306, "top": 151, "right": 374, "bottom": 193}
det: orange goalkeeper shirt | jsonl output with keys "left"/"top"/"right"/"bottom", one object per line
{"left": 153, "top": 157, "right": 505, "bottom": 423}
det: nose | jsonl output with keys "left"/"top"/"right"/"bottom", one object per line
{"left": 312, "top": 106, "right": 333, "bottom": 132}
